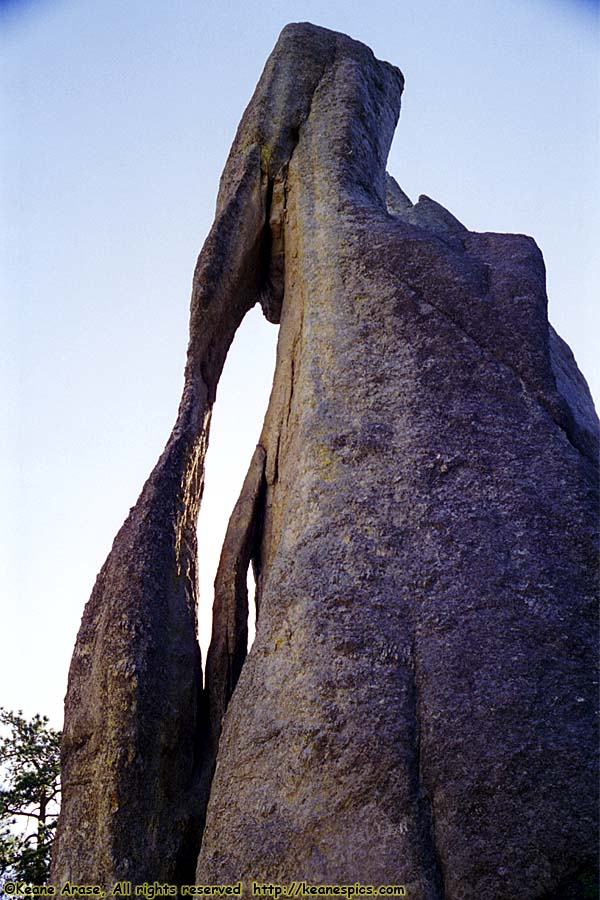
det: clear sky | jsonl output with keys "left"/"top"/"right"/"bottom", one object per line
{"left": 1, "top": 0, "right": 598, "bottom": 727}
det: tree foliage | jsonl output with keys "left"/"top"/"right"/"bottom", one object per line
{"left": 0, "top": 708, "right": 61, "bottom": 884}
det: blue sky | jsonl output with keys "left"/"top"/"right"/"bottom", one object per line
{"left": 1, "top": 0, "right": 598, "bottom": 726}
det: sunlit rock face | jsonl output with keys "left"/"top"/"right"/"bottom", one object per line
{"left": 53, "top": 23, "right": 599, "bottom": 900}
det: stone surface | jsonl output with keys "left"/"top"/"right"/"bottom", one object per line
{"left": 196, "top": 24, "right": 599, "bottom": 900}
{"left": 53, "top": 22, "right": 599, "bottom": 900}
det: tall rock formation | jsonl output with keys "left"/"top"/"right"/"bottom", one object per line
{"left": 53, "top": 23, "right": 599, "bottom": 900}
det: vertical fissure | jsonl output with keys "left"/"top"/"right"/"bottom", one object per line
{"left": 408, "top": 639, "right": 447, "bottom": 900}
{"left": 199, "top": 444, "right": 267, "bottom": 819}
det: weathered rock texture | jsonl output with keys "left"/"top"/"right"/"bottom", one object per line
{"left": 53, "top": 22, "right": 599, "bottom": 900}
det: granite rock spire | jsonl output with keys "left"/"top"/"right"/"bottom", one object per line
{"left": 53, "top": 23, "right": 599, "bottom": 900}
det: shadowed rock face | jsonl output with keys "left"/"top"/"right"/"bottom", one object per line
{"left": 53, "top": 22, "right": 599, "bottom": 900}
